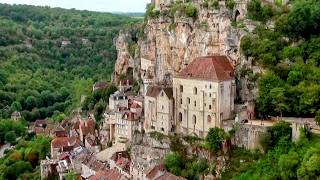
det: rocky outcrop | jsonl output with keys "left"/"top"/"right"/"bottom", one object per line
{"left": 114, "top": 1, "right": 255, "bottom": 81}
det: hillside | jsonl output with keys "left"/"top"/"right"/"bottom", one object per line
{"left": 0, "top": 4, "right": 140, "bottom": 122}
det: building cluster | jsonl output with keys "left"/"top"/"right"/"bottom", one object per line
{"left": 41, "top": 55, "right": 235, "bottom": 179}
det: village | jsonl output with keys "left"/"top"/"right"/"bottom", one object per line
{"left": 4, "top": 0, "right": 315, "bottom": 180}
{"left": 22, "top": 53, "right": 315, "bottom": 180}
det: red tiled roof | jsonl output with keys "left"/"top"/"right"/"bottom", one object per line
{"left": 34, "top": 119, "right": 48, "bottom": 126}
{"left": 155, "top": 172, "right": 186, "bottom": 180}
{"left": 130, "top": 103, "right": 142, "bottom": 109}
{"left": 89, "top": 169, "right": 123, "bottom": 180}
{"left": 146, "top": 164, "right": 166, "bottom": 179}
{"left": 34, "top": 127, "right": 45, "bottom": 134}
{"left": 176, "top": 55, "right": 234, "bottom": 81}
{"left": 51, "top": 137, "right": 69, "bottom": 149}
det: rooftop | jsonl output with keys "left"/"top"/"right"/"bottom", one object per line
{"left": 176, "top": 55, "right": 234, "bottom": 81}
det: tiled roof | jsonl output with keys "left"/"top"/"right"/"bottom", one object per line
{"left": 146, "top": 164, "right": 166, "bottom": 179}
{"left": 155, "top": 172, "right": 186, "bottom": 180}
{"left": 51, "top": 137, "right": 69, "bottom": 149}
{"left": 146, "top": 86, "right": 173, "bottom": 99}
{"left": 34, "top": 119, "right": 48, "bottom": 126}
{"left": 34, "top": 127, "right": 45, "bottom": 134}
{"left": 176, "top": 55, "right": 234, "bottom": 81}
{"left": 89, "top": 169, "right": 124, "bottom": 180}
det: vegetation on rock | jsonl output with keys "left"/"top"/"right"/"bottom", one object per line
{"left": 241, "top": 0, "right": 320, "bottom": 118}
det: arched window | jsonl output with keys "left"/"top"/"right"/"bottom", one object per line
{"left": 193, "top": 115, "right": 196, "bottom": 124}
{"left": 179, "top": 113, "right": 183, "bottom": 122}
{"left": 194, "top": 101, "right": 197, "bottom": 107}
{"left": 187, "top": 97, "right": 190, "bottom": 104}
{"left": 193, "top": 87, "right": 197, "bottom": 95}
{"left": 207, "top": 115, "right": 212, "bottom": 123}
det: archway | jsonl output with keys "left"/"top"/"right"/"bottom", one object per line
{"left": 234, "top": 10, "right": 241, "bottom": 22}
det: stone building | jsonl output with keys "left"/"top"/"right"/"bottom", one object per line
{"left": 144, "top": 86, "right": 174, "bottom": 135}
{"left": 173, "top": 55, "right": 235, "bottom": 138}
{"left": 109, "top": 91, "right": 129, "bottom": 110}
{"left": 104, "top": 110, "right": 141, "bottom": 143}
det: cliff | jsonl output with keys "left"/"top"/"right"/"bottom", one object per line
{"left": 113, "top": 0, "right": 258, "bottom": 100}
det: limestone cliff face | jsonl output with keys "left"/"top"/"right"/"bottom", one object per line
{"left": 113, "top": 0, "right": 255, "bottom": 85}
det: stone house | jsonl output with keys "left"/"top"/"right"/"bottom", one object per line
{"left": 144, "top": 86, "right": 174, "bottom": 135}
{"left": 11, "top": 111, "right": 21, "bottom": 121}
{"left": 110, "top": 151, "right": 131, "bottom": 179}
{"left": 109, "top": 91, "right": 129, "bottom": 110}
{"left": 50, "top": 137, "right": 80, "bottom": 159}
{"left": 173, "top": 55, "right": 235, "bottom": 138}
{"left": 115, "top": 111, "right": 140, "bottom": 142}
{"left": 81, "top": 155, "right": 108, "bottom": 179}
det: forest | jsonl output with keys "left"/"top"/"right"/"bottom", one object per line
{"left": 240, "top": 0, "right": 320, "bottom": 119}
{"left": 0, "top": 4, "right": 140, "bottom": 122}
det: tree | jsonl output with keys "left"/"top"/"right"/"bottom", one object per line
{"left": 315, "top": 110, "right": 320, "bottom": 126}
{"left": 278, "top": 152, "right": 300, "bottom": 180}
{"left": 165, "top": 152, "right": 184, "bottom": 176}
{"left": 5, "top": 131, "right": 16, "bottom": 144}
{"left": 270, "top": 87, "right": 288, "bottom": 118}
{"left": 205, "top": 128, "right": 226, "bottom": 153}
{"left": 65, "top": 171, "right": 77, "bottom": 180}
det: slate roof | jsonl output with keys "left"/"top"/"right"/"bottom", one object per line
{"left": 176, "top": 55, "right": 234, "bottom": 81}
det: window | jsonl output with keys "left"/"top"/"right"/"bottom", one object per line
{"left": 179, "top": 113, "right": 183, "bottom": 122}
{"left": 187, "top": 98, "right": 190, "bottom": 104}
{"left": 161, "top": 91, "right": 164, "bottom": 96}
{"left": 161, "top": 128, "right": 164, "bottom": 131}
{"left": 207, "top": 115, "right": 212, "bottom": 123}
{"left": 180, "top": 85, "right": 183, "bottom": 93}
{"left": 209, "top": 84, "right": 212, "bottom": 89}
{"left": 193, "top": 87, "right": 197, "bottom": 95}
{"left": 162, "top": 105, "right": 164, "bottom": 110}
{"left": 193, "top": 115, "right": 196, "bottom": 124}
{"left": 209, "top": 105, "right": 212, "bottom": 110}
{"left": 194, "top": 101, "right": 197, "bottom": 107}
{"left": 180, "top": 98, "right": 183, "bottom": 104}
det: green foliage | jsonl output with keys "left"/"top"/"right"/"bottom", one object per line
{"left": 165, "top": 152, "right": 184, "bottom": 176}
{"left": 225, "top": 0, "right": 236, "bottom": 10}
{"left": 241, "top": 0, "right": 320, "bottom": 118}
{"left": 65, "top": 171, "right": 77, "bottom": 180}
{"left": 0, "top": 119, "right": 26, "bottom": 144}
{"left": 203, "top": 0, "right": 219, "bottom": 10}
{"left": 82, "top": 85, "right": 117, "bottom": 121}
{"left": 0, "top": 4, "right": 139, "bottom": 121}
{"left": 205, "top": 127, "right": 226, "bottom": 153}
{"left": 247, "top": 0, "right": 275, "bottom": 22}
{"left": 169, "top": 2, "right": 198, "bottom": 19}
{"left": 233, "top": 133, "right": 320, "bottom": 179}
{"left": 0, "top": 136, "right": 50, "bottom": 179}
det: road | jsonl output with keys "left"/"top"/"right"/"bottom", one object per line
{"left": 0, "top": 144, "right": 11, "bottom": 158}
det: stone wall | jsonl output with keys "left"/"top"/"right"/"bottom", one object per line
{"left": 235, "top": 123, "right": 268, "bottom": 150}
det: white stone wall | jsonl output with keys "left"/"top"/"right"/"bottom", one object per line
{"left": 144, "top": 90, "right": 174, "bottom": 135}
{"left": 173, "top": 77, "right": 234, "bottom": 137}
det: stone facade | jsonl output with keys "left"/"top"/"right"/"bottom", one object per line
{"left": 173, "top": 56, "right": 235, "bottom": 138}
{"left": 109, "top": 91, "right": 129, "bottom": 110}
{"left": 144, "top": 86, "right": 174, "bottom": 135}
